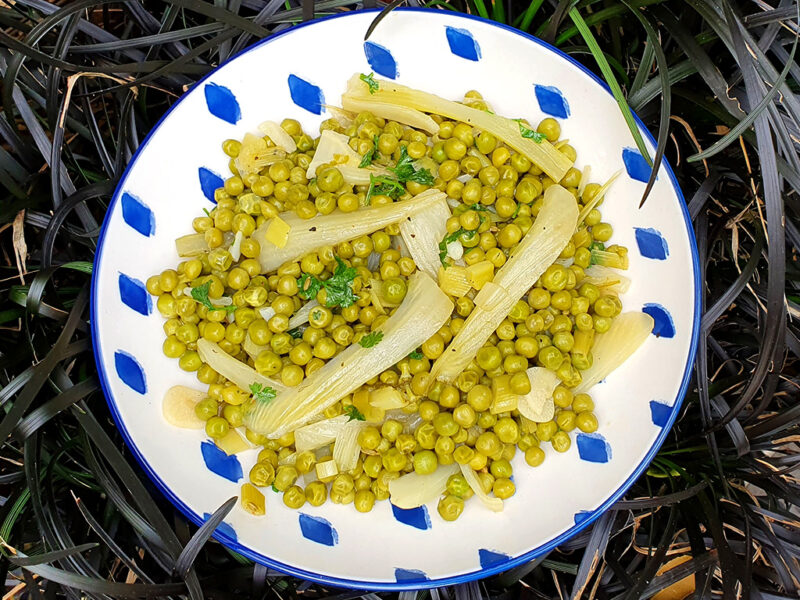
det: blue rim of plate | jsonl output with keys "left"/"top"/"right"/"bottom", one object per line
{"left": 91, "top": 7, "right": 701, "bottom": 591}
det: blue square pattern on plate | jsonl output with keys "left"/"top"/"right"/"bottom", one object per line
{"left": 93, "top": 8, "right": 699, "bottom": 592}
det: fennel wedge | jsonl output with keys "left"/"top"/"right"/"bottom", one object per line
{"left": 253, "top": 189, "right": 445, "bottom": 272}
{"left": 430, "top": 185, "right": 579, "bottom": 383}
{"left": 399, "top": 195, "right": 451, "bottom": 279}
{"left": 341, "top": 74, "right": 573, "bottom": 181}
{"left": 245, "top": 271, "right": 453, "bottom": 437}
{"left": 574, "top": 312, "right": 654, "bottom": 394}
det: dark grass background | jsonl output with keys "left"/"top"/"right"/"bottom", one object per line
{"left": 1, "top": 0, "right": 799, "bottom": 598}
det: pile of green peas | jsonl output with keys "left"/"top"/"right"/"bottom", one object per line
{"left": 149, "top": 90, "right": 629, "bottom": 520}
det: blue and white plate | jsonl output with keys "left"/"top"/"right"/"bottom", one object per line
{"left": 92, "top": 8, "right": 700, "bottom": 590}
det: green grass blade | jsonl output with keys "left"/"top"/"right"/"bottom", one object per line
{"left": 518, "top": 0, "right": 544, "bottom": 31}
{"left": 491, "top": 0, "right": 506, "bottom": 23}
{"left": 471, "top": 0, "right": 489, "bottom": 20}
{"left": 568, "top": 7, "right": 652, "bottom": 165}
{"left": 629, "top": 37, "right": 655, "bottom": 97}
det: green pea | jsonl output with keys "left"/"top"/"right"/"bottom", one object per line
{"left": 358, "top": 426, "right": 382, "bottom": 451}
{"left": 435, "top": 435, "right": 455, "bottom": 457}
{"left": 438, "top": 494, "right": 464, "bottom": 521}
{"left": 433, "top": 413, "right": 459, "bottom": 437}
{"left": 382, "top": 277, "right": 408, "bottom": 304}
{"left": 283, "top": 485, "right": 306, "bottom": 509}
{"left": 305, "top": 481, "right": 327, "bottom": 506}
{"left": 194, "top": 397, "right": 218, "bottom": 421}
{"left": 444, "top": 474, "right": 470, "bottom": 499}
{"left": 493, "top": 477, "right": 516, "bottom": 499}
{"left": 576, "top": 412, "right": 598, "bottom": 433}
{"left": 536, "top": 420, "right": 558, "bottom": 442}
{"left": 413, "top": 450, "right": 438, "bottom": 475}
{"left": 415, "top": 422, "right": 437, "bottom": 449}
{"left": 444, "top": 138, "right": 467, "bottom": 160}
{"left": 594, "top": 315, "right": 613, "bottom": 333}
{"left": 538, "top": 346, "right": 564, "bottom": 371}
{"left": 507, "top": 372, "right": 530, "bottom": 396}
{"left": 382, "top": 448, "right": 408, "bottom": 472}
{"left": 475, "top": 431, "right": 501, "bottom": 456}
{"left": 476, "top": 346, "right": 502, "bottom": 370}
{"left": 592, "top": 222, "right": 613, "bottom": 242}
{"left": 556, "top": 410, "right": 577, "bottom": 432}
{"left": 553, "top": 331, "right": 574, "bottom": 352}
{"left": 255, "top": 350, "right": 282, "bottom": 375}
{"left": 593, "top": 296, "right": 616, "bottom": 318}
{"left": 395, "top": 433, "right": 416, "bottom": 455}
{"left": 494, "top": 417, "right": 520, "bottom": 444}
{"left": 363, "top": 454, "right": 383, "bottom": 478}
{"left": 376, "top": 419, "right": 401, "bottom": 443}
{"left": 179, "top": 351, "right": 201, "bottom": 372}
{"left": 163, "top": 335, "right": 186, "bottom": 359}
{"left": 551, "top": 431, "right": 571, "bottom": 453}
{"left": 541, "top": 264, "right": 568, "bottom": 291}
{"left": 354, "top": 489, "right": 376, "bottom": 513}
{"left": 249, "top": 461, "right": 276, "bottom": 487}
{"left": 525, "top": 446, "right": 546, "bottom": 467}
{"left": 537, "top": 118, "right": 560, "bottom": 142}
{"left": 205, "top": 416, "right": 229, "bottom": 439}
{"left": 573, "top": 393, "right": 594, "bottom": 413}
{"left": 222, "top": 404, "right": 244, "bottom": 427}
{"left": 274, "top": 465, "right": 298, "bottom": 491}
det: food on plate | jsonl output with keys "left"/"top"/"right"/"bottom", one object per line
{"left": 145, "top": 74, "right": 653, "bottom": 520}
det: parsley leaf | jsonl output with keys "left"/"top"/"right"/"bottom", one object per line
{"left": 514, "top": 119, "right": 547, "bottom": 143}
{"left": 589, "top": 241, "right": 606, "bottom": 253}
{"left": 359, "top": 135, "right": 379, "bottom": 168}
{"left": 191, "top": 281, "right": 237, "bottom": 313}
{"left": 288, "top": 327, "right": 303, "bottom": 339}
{"left": 366, "top": 174, "right": 406, "bottom": 205}
{"left": 344, "top": 405, "right": 366, "bottom": 422}
{"left": 588, "top": 241, "right": 606, "bottom": 265}
{"left": 438, "top": 229, "right": 466, "bottom": 267}
{"left": 360, "top": 72, "right": 379, "bottom": 94}
{"left": 408, "top": 350, "right": 424, "bottom": 360}
{"left": 297, "top": 273, "right": 323, "bottom": 300}
{"left": 389, "top": 146, "right": 434, "bottom": 186}
{"left": 297, "top": 257, "right": 358, "bottom": 308}
{"left": 359, "top": 330, "right": 384, "bottom": 348}
{"left": 249, "top": 383, "right": 276, "bottom": 404}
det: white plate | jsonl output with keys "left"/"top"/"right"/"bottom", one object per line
{"left": 91, "top": 8, "right": 700, "bottom": 590}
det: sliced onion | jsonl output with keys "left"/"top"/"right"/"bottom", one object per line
{"left": 162, "top": 386, "right": 206, "bottom": 429}
{"left": 388, "top": 463, "right": 459, "bottom": 509}
{"left": 460, "top": 463, "right": 503, "bottom": 512}
{"left": 517, "top": 367, "right": 559, "bottom": 422}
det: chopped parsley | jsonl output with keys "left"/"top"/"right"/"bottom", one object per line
{"left": 359, "top": 135, "right": 379, "bottom": 168}
{"left": 288, "top": 327, "right": 303, "bottom": 339}
{"left": 344, "top": 405, "right": 366, "bottom": 422}
{"left": 297, "top": 256, "right": 358, "bottom": 308}
{"left": 358, "top": 330, "right": 384, "bottom": 348}
{"left": 360, "top": 72, "right": 379, "bottom": 94}
{"left": 588, "top": 241, "right": 606, "bottom": 265}
{"left": 366, "top": 174, "right": 406, "bottom": 204}
{"left": 249, "top": 383, "right": 276, "bottom": 405}
{"left": 438, "top": 228, "right": 468, "bottom": 267}
{"left": 271, "top": 484, "right": 279, "bottom": 492}
{"left": 190, "top": 281, "right": 237, "bottom": 313}
{"left": 514, "top": 119, "right": 547, "bottom": 143}
{"left": 389, "top": 146, "right": 435, "bottom": 185}
{"left": 408, "top": 350, "right": 424, "bottom": 360}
